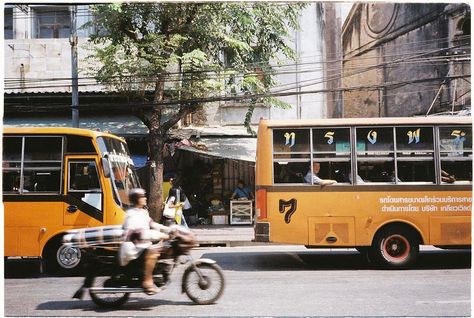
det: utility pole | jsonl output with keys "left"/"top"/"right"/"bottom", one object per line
{"left": 70, "top": 5, "right": 79, "bottom": 128}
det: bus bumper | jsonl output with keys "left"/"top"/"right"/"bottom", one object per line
{"left": 254, "top": 222, "right": 270, "bottom": 242}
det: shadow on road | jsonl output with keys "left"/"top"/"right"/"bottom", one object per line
{"left": 201, "top": 249, "right": 471, "bottom": 271}
{"left": 4, "top": 259, "right": 43, "bottom": 278}
{"left": 36, "top": 297, "right": 191, "bottom": 313}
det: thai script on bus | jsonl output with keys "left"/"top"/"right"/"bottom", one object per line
{"left": 379, "top": 195, "right": 472, "bottom": 204}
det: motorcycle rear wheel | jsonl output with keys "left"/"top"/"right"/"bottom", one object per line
{"left": 183, "top": 263, "right": 225, "bottom": 305}
{"left": 89, "top": 276, "right": 130, "bottom": 308}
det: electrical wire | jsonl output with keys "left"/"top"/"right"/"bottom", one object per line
{"left": 4, "top": 55, "right": 470, "bottom": 90}
{"left": 3, "top": 47, "right": 470, "bottom": 89}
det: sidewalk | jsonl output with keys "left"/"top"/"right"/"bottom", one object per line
{"left": 189, "top": 225, "right": 257, "bottom": 247}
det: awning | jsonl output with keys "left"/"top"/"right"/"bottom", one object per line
{"left": 178, "top": 137, "right": 257, "bottom": 162}
{"left": 3, "top": 115, "right": 149, "bottom": 136}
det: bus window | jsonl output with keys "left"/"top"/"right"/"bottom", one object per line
{"left": 396, "top": 126, "right": 435, "bottom": 183}
{"left": 97, "top": 136, "right": 141, "bottom": 206}
{"left": 439, "top": 126, "right": 472, "bottom": 183}
{"left": 66, "top": 135, "right": 96, "bottom": 153}
{"left": 273, "top": 161, "right": 308, "bottom": 183}
{"left": 69, "top": 162, "right": 101, "bottom": 191}
{"left": 273, "top": 128, "right": 310, "bottom": 154}
{"left": 356, "top": 127, "right": 395, "bottom": 183}
{"left": 68, "top": 160, "right": 102, "bottom": 211}
{"left": 3, "top": 137, "right": 22, "bottom": 192}
{"left": 3, "top": 169, "right": 21, "bottom": 193}
{"left": 312, "top": 128, "right": 351, "bottom": 183}
{"left": 3, "top": 136, "right": 22, "bottom": 161}
{"left": 23, "top": 136, "right": 63, "bottom": 193}
{"left": 272, "top": 129, "right": 310, "bottom": 184}
{"left": 22, "top": 170, "right": 62, "bottom": 192}
{"left": 24, "top": 136, "right": 62, "bottom": 161}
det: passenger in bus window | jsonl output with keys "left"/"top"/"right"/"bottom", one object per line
{"left": 304, "top": 162, "right": 337, "bottom": 186}
{"left": 441, "top": 170, "right": 456, "bottom": 183}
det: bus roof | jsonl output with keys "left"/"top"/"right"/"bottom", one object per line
{"left": 3, "top": 126, "right": 125, "bottom": 141}
{"left": 261, "top": 116, "right": 472, "bottom": 128}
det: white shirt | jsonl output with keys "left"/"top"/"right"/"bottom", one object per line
{"left": 123, "top": 207, "right": 153, "bottom": 231}
{"left": 120, "top": 207, "right": 168, "bottom": 266}
{"left": 304, "top": 171, "right": 323, "bottom": 184}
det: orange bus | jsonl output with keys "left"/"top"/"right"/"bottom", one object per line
{"left": 254, "top": 117, "right": 472, "bottom": 268}
{"left": 3, "top": 127, "right": 141, "bottom": 273}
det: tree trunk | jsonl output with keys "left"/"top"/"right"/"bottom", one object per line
{"left": 145, "top": 77, "right": 166, "bottom": 222}
{"left": 147, "top": 128, "right": 164, "bottom": 222}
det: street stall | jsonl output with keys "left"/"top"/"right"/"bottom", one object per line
{"left": 168, "top": 127, "right": 257, "bottom": 225}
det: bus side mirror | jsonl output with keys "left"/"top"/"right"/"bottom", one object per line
{"left": 102, "top": 158, "right": 111, "bottom": 178}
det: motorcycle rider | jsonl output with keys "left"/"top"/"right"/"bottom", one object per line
{"left": 121, "top": 188, "right": 173, "bottom": 295}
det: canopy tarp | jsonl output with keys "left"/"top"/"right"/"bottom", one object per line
{"left": 177, "top": 137, "right": 257, "bottom": 162}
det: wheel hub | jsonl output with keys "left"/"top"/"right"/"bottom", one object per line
{"left": 198, "top": 277, "right": 210, "bottom": 290}
{"left": 382, "top": 234, "right": 410, "bottom": 262}
{"left": 57, "top": 245, "right": 81, "bottom": 269}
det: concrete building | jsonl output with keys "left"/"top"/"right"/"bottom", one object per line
{"left": 341, "top": 3, "right": 470, "bottom": 117}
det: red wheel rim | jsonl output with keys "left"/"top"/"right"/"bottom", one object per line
{"left": 381, "top": 234, "right": 410, "bottom": 263}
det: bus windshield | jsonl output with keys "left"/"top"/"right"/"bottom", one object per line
{"left": 97, "top": 136, "right": 141, "bottom": 207}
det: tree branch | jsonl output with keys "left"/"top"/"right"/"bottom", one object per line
{"left": 161, "top": 102, "right": 198, "bottom": 133}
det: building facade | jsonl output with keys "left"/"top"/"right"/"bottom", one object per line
{"left": 3, "top": 3, "right": 349, "bottom": 208}
{"left": 342, "top": 3, "right": 470, "bottom": 117}
{"left": 4, "top": 3, "right": 349, "bottom": 125}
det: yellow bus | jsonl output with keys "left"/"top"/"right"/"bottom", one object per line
{"left": 3, "top": 127, "right": 141, "bottom": 273}
{"left": 254, "top": 117, "right": 472, "bottom": 269}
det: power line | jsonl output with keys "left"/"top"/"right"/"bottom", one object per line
{"left": 4, "top": 54, "right": 470, "bottom": 88}
{"left": 4, "top": 54, "right": 470, "bottom": 93}
{"left": 4, "top": 45, "right": 470, "bottom": 89}
{"left": 4, "top": 73, "right": 470, "bottom": 111}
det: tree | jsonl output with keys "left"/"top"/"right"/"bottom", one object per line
{"left": 85, "top": 2, "right": 305, "bottom": 220}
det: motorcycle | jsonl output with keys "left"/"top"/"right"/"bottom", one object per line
{"left": 65, "top": 225, "right": 225, "bottom": 308}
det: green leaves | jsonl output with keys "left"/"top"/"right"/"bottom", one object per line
{"left": 86, "top": 2, "right": 306, "bottom": 131}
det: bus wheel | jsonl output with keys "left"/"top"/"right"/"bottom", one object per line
{"left": 44, "top": 239, "right": 83, "bottom": 275}
{"left": 371, "top": 226, "right": 419, "bottom": 269}
{"left": 355, "top": 247, "right": 373, "bottom": 265}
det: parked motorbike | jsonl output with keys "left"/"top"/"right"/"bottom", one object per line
{"left": 67, "top": 225, "right": 225, "bottom": 308}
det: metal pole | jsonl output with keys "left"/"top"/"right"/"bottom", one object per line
{"left": 70, "top": 5, "right": 79, "bottom": 128}
{"left": 425, "top": 82, "right": 445, "bottom": 116}
{"left": 451, "top": 79, "right": 457, "bottom": 114}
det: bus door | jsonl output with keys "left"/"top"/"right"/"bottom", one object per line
{"left": 64, "top": 157, "right": 104, "bottom": 226}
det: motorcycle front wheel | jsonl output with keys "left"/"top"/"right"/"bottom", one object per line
{"left": 89, "top": 276, "right": 130, "bottom": 308}
{"left": 183, "top": 262, "right": 225, "bottom": 305}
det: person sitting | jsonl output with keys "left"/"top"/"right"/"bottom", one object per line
{"left": 304, "top": 162, "right": 337, "bottom": 186}
{"left": 231, "top": 179, "right": 254, "bottom": 200}
{"left": 121, "top": 188, "right": 172, "bottom": 295}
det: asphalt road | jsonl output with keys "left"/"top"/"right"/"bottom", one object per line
{"left": 4, "top": 245, "right": 471, "bottom": 317}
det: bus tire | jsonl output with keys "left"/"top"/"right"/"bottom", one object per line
{"left": 355, "top": 247, "right": 373, "bottom": 265}
{"left": 44, "top": 237, "right": 83, "bottom": 275}
{"left": 371, "top": 225, "right": 419, "bottom": 269}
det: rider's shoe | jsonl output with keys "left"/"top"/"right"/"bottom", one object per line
{"left": 143, "top": 284, "right": 160, "bottom": 295}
